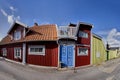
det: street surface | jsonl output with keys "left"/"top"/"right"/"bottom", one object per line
{"left": 0, "top": 57, "right": 120, "bottom": 80}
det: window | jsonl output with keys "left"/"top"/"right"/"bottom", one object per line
{"left": 78, "top": 48, "right": 88, "bottom": 56}
{"left": 14, "top": 31, "right": 21, "bottom": 40}
{"left": 29, "top": 45, "right": 45, "bottom": 55}
{"left": 79, "top": 31, "right": 88, "bottom": 38}
{"left": 2, "top": 48, "right": 7, "bottom": 56}
{"left": 14, "top": 48, "right": 21, "bottom": 59}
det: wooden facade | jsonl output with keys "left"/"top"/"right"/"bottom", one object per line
{"left": 26, "top": 41, "right": 58, "bottom": 67}
{"left": 1, "top": 43, "right": 23, "bottom": 62}
{"left": 75, "top": 23, "right": 92, "bottom": 67}
{"left": 0, "top": 21, "right": 93, "bottom": 68}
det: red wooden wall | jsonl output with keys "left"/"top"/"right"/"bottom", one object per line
{"left": 75, "top": 46, "right": 90, "bottom": 67}
{"left": 1, "top": 43, "right": 23, "bottom": 62}
{"left": 26, "top": 41, "right": 58, "bottom": 67}
{"left": 75, "top": 24, "right": 92, "bottom": 67}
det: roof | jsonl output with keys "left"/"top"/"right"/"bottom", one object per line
{"left": 79, "top": 22, "right": 93, "bottom": 28}
{"left": 25, "top": 24, "right": 58, "bottom": 41}
{"left": 0, "top": 24, "right": 58, "bottom": 45}
{"left": 92, "top": 33, "right": 102, "bottom": 40}
{"left": 109, "top": 47, "right": 120, "bottom": 50}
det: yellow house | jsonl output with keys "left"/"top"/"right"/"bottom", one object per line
{"left": 92, "top": 34, "right": 106, "bottom": 65}
{"left": 108, "top": 47, "right": 120, "bottom": 60}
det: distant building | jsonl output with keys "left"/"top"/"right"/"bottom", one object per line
{"left": 108, "top": 47, "right": 120, "bottom": 59}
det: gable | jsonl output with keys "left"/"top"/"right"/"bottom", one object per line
{"left": 8, "top": 22, "right": 27, "bottom": 34}
{"left": 6, "top": 21, "right": 28, "bottom": 41}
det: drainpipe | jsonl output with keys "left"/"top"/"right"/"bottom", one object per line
{"left": 90, "top": 31, "right": 93, "bottom": 65}
{"left": 22, "top": 43, "right": 26, "bottom": 64}
{"left": 106, "top": 42, "right": 109, "bottom": 60}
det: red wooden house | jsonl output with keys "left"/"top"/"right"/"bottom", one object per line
{"left": 0, "top": 21, "right": 92, "bottom": 68}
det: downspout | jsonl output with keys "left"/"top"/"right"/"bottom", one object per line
{"left": 22, "top": 43, "right": 26, "bottom": 64}
{"left": 55, "top": 24, "right": 60, "bottom": 68}
{"left": 22, "top": 27, "right": 27, "bottom": 64}
{"left": 90, "top": 24, "right": 94, "bottom": 65}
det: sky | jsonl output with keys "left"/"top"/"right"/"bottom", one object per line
{"left": 0, "top": 0, "right": 120, "bottom": 47}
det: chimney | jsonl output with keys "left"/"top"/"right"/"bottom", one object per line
{"left": 34, "top": 22, "right": 38, "bottom": 26}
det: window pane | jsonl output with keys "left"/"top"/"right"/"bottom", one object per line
{"left": 79, "top": 31, "right": 88, "bottom": 38}
{"left": 17, "top": 52, "right": 20, "bottom": 56}
{"left": 14, "top": 48, "right": 21, "bottom": 59}
{"left": 2, "top": 48, "right": 7, "bottom": 56}
{"left": 30, "top": 48, "right": 35, "bottom": 52}
{"left": 35, "top": 48, "right": 39, "bottom": 52}
{"left": 29, "top": 46, "right": 45, "bottom": 55}
{"left": 78, "top": 48, "right": 88, "bottom": 56}
{"left": 14, "top": 31, "right": 21, "bottom": 40}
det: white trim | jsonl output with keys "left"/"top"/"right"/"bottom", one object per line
{"left": 77, "top": 47, "right": 88, "bottom": 56}
{"left": 15, "top": 20, "right": 28, "bottom": 27}
{"left": 58, "top": 45, "right": 60, "bottom": 68}
{"left": 23, "top": 27, "right": 26, "bottom": 38}
{"left": 90, "top": 32, "right": 93, "bottom": 65}
{"left": 76, "top": 44, "right": 90, "bottom": 47}
{"left": 55, "top": 24, "right": 59, "bottom": 39}
{"left": 22, "top": 43, "right": 26, "bottom": 64}
{"left": 28, "top": 45, "right": 45, "bottom": 55}
{"left": 75, "top": 22, "right": 80, "bottom": 37}
{"left": 2, "top": 48, "right": 7, "bottom": 56}
{"left": 14, "top": 47, "right": 21, "bottom": 59}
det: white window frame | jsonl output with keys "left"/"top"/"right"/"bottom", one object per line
{"left": 78, "top": 48, "right": 88, "bottom": 56}
{"left": 79, "top": 31, "right": 88, "bottom": 38}
{"left": 28, "top": 45, "right": 45, "bottom": 55}
{"left": 14, "top": 31, "right": 21, "bottom": 40}
{"left": 14, "top": 47, "right": 21, "bottom": 59}
{"left": 2, "top": 48, "right": 7, "bottom": 56}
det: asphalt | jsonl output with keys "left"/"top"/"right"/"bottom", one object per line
{"left": 0, "top": 57, "right": 120, "bottom": 80}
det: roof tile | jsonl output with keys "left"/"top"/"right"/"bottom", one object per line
{"left": 0, "top": 24, "right": 58, "bottom": 45}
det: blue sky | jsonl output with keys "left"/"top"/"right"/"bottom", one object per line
{"left": 1, "top": 0, "right": 120, "bottom": 47}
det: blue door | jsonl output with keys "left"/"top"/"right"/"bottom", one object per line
{"left": 60, "top": 45, "right": 74, "bottom": 68}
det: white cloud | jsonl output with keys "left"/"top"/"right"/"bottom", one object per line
{"left": 107, "top": 28, "right": 120, "bottom": 47}
{"left": 9, "top": 6, "right": 16, "bottom": 11}
{"left": 1, "top": 8, "right": 20, "bottom": 25}
{"left": 16, "top": 16, "right": 20, "bottom": 20}
{"left": 7, "top": 15, "right": 20, "bottom": 25}
{"left": 8, "top": 15, "right": 15, "bottom": 25}
{"left": 1, "top": 9, "right": 8, "bottom": 16}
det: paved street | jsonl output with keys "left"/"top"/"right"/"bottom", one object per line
{"left": 0, "top": 58, "right": 120, "bottom": 80}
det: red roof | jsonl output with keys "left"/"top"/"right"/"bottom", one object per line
{"left": 0, "top": 24, "right": 58, "bottom": 45}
